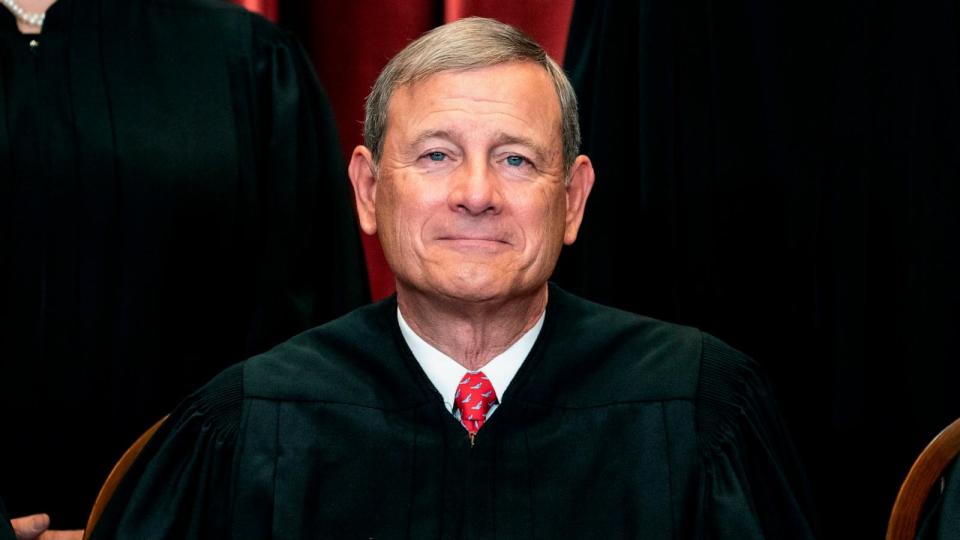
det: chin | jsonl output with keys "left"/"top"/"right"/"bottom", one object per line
{"left": 432, "top": 271, "right": 510, "bottom": 304}
{"left": 436, "top": 282, "right": 502, "bottom": 304}
{"left": 440, "top": 291, "right": 498, "bottom": 305}
{"left": 442, "top": 274, "right": 547, "bottom": 306}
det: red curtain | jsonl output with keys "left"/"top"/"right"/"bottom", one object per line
{"left": 442, "top": 1, "right": 573, "bottom": 62}
{"left": 234, "top": 0, "right": 574, "bottom": 301}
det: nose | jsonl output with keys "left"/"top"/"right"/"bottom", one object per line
{"left": 448, "top": 159, "right": 503, "bottom": 216}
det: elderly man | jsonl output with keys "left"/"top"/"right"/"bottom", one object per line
{"left": 90, "top": 17, "right": 815, "bottom": 539}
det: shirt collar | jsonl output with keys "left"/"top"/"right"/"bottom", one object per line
{"left": 397, "top": 308, "right": 545, "bottom": 411}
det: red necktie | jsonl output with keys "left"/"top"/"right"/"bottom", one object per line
{"left": 454, "top": 371, "right": 498, "bottom": 438}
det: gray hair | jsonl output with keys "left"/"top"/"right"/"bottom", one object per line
{"left": 363, "top": 17, "right": 581, "bottom": 175}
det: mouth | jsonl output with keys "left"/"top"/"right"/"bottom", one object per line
{"left": 436, "top": 236, "right": 511, "bottom": 251}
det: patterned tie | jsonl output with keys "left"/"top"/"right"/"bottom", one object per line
{"left": 454, "top": 371, "right": 498, "bottom": 439}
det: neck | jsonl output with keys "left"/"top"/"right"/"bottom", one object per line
{"left": 17, "top": 0, "right": 54, "bottom": 8}
{"left": 397, "top": 284, "right": 548, "bottom": 372}
{"left": 6, "top": 0, "right": 56, "bottom": 33}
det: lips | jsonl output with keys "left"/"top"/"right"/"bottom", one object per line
{"left": 436, "top": 235, "right": 512, "bottom": 251}
{"left": 439, "top": 235, "right": 508, "bottom": 243}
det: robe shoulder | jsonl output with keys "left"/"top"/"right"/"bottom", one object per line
{"left": 88, "top": 365, "right": 244, "bottom": 539}
{"left": 239, "top": 297, "right": 429, "bottom": 410}
{"left": 531, "top": 285, "right": 754, "bottom": 410}
{"left": 543, "top": 287, "right": 818, "bottom": 537}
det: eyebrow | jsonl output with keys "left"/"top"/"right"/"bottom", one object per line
{"left": 409, "top": 129, "right": 552, "bottom": 164}
{"left": 410, "top": 129, "right": 455, "bottom": 149}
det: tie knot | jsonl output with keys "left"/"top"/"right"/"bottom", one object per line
{"left": 454, "top": 371, "right": 498, "bottom": 435}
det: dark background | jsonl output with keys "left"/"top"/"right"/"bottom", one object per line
{"left": 249, "top": 1, "right": 960, "bottom": 537}
{"left": 557, "top": 2, "right": 959, "bottom": 538}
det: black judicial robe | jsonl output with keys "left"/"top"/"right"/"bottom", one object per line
{"left": 91, "top": 285, "right": 816, "bottom": 539}
{"left": 0, "top": 0, "right": 367, "bottom": 526}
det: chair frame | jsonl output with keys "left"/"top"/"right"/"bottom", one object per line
{"left": 82, "top": 415, "right": 168, "bottom": 540}
{"left": 887, "top": 417, "right": 960, "bottom": 540}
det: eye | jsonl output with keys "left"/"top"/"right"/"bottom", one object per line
{"left": 425, "top": 151, "right": 447, "bottom": 162}
{"left": 505, "top": 155, "right": 528, "bottom": 167}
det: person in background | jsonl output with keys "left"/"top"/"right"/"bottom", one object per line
{"left": 6, "top": 514, "right": 76, "bottom": 540}
{"left": 89, "top": 17, "right": 815, "bottom": 539}
{"left": 0, "top": 500, "right": 13, "bottom": 540}
{"left": 0, "top": 0, "right": 368, "bottom": 535}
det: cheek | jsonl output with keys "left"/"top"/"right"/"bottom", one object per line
{"left": 374, "top": 183, "right": 407, "bottom": 246}
{"left": 515, "top": 192, "right": 567, "bottom": 257}
{"left": 377, "top": 183, "right": 434, "bottom": 246}
{"left": 533, "top": 191, "right": 568, "bottom": 236}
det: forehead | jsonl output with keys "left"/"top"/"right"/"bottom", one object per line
{"left": 385, "top": 62, "right": 562, "bottom": 147}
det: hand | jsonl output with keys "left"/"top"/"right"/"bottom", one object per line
{"left": 10, "top": 514, "right": 82, "bottom": 540}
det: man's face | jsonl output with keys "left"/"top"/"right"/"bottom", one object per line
{"left": 352, "top": 61, "right": 593, "bottom": 304}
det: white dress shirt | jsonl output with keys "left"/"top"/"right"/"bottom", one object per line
{"left": 397, "top": 308, "right": 545, "bottom": 419}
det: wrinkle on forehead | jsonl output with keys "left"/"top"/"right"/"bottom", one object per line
{"left": 413, "top": 106, "right": 538, "bottom": 127}
{"left": 385, "top": 63, "right": 564, "bottom": 168}
{"left": 431, "top": 93, "right": 514, "bottom": 105}
{"left": 399, "top": 64, "right": 559, "bottom": 116}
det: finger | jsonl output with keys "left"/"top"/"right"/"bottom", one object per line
{"left": 38, "top": 530, "right": 84, "bottom": 540}
{"left": 11, "top": 513, "right": 50, "bottom": 539}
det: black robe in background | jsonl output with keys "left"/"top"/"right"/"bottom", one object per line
{"left": 918, "top": 460, "right": 960, "bottom": 539}
{"left": 90, "top": 285, "right": 816, "bottom": 539}
{"left": 558, "top": 2, "right": 960, "bottom": 537}
{"left": 0, "top": 498, "right": 13, "bottom": 540}
{"left": 0, "top": 0, "right": 367, "bottom": 526}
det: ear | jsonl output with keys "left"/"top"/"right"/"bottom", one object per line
{"left": 348, "top": 145, "right": 379, "bottom": 235}
{"left": 563, "top": 155, "right": 595, "bottom": 245}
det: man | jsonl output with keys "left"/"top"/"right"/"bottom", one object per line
{"left": 90, "top": 17, "right": 815, "bottom": 539}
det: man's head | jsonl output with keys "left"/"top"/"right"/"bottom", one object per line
{"left": 363, "top": 18, "right": 581, "bottom": 178}
{"left": 349, "top": 17, "right": 595, "bottom": 306}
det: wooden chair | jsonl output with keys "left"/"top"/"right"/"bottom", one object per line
{"left": 82, "top": 416, "right": 168, "bottom": 540}
{"left": 887, "top": 417, "right": 960, "bottom": 540}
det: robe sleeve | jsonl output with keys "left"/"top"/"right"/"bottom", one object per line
{"left": 241, "top": 16, "right": 368, "bottom": 356}
{"left": 694, "top": 334, "right": 818, "bottom": 539}
{"left": 87, "top": 365, "right": 243, "bottom": 540}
